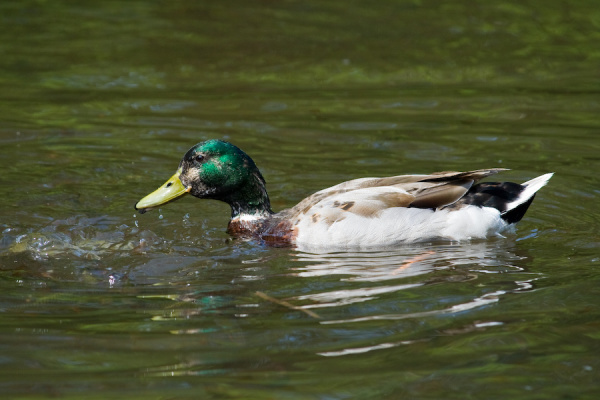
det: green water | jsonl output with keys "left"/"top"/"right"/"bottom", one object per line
{"left": 1, "top": 1, "right": 599, "bottom": 398}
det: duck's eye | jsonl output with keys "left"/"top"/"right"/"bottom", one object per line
{"left": 194, "top": 154, "right": 205, "bottom": 163}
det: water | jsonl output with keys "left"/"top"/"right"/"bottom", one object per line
{"left": 1, "top": 1, "right": 599, "bottom": 399}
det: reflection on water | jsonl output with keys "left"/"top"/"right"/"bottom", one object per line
{"left": 293, "top": 240, "right": 527, "bottom": 284}
{"left": 294, "top": 240, "right": 525, "bottom": 281}
{"left": 280, "top": 241, "right": 539, "bottom": 356}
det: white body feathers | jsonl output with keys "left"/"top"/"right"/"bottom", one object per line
{"left": 293, "top": 173, "right": 553, "bottom": 248}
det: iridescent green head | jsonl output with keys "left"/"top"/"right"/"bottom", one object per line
{"left": 135, "top": 140, "right": 272, "bottom": 218}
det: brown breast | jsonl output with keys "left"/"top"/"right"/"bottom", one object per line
{"left": 227, "top": 218, "right": 298, "bottom": 247}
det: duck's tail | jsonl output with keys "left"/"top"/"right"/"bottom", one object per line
{"left": 500, "top": 173, "right": 553, "bottom": 223}
{"left": 450, "top": 173, "right": 554, "bottom": 224}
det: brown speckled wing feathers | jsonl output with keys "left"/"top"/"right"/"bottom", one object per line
{"left": 279, "top": 168, "right": 507, "bottom": 219}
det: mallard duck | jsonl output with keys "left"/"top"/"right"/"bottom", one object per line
{"left": 135, "top": 140, "right": 553, "bottom": 247}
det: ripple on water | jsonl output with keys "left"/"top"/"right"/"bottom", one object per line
{"left": 1, "top": 215, "right": 177, "bottom": 262}
{"left": 271, "top": 240, "right": 540, "bottom": 354}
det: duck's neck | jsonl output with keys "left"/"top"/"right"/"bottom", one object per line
{"left": 222, "top": 171, "right": 273, "bottom": 220}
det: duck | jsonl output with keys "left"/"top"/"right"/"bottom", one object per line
{"left": 135, "top": 139, "right": 553, "bottom": 248}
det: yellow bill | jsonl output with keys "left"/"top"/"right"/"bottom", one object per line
{"left": 135, "top": 168, "right": 190, "bottom": 213}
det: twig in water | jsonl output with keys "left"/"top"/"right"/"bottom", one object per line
{"left": 255, "top": 291, "right": 321, "bottom": 319}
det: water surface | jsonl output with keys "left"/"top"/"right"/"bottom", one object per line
{"left": 1, "top": 1, "right": 599, "bottom": 399}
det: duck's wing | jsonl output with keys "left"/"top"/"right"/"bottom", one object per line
{"left": 404, "top": 168, "right": 509, "bottom": 209}
{"left": 282, "top": 168, "right": 508, "bottom": 219}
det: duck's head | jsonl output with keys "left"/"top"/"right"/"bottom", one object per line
{"left": 135, "top": 140, "right": 272, "bottom": 218}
